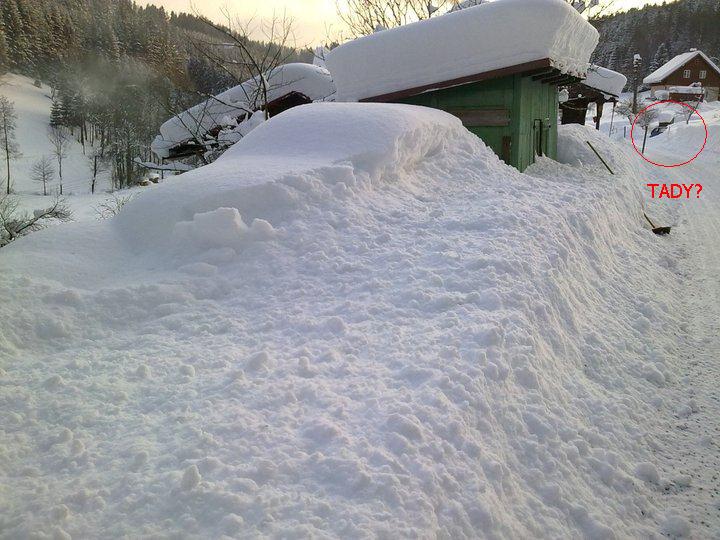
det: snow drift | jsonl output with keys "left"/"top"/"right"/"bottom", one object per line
{"left": 0, "top": 103, "right": 690, "bottom": 538}
{"left": 326, "top": 0, "right": 599, "bottom": 101}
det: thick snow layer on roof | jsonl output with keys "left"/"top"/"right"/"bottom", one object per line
{"left": 152, "top": 63, "right": 335, "bottom": 157}
{"left": 644, "top": 50, "right": 720, "bottom": 85}
{"left": 583, "top": 64, "right": 626, "bottom": 98}
{"left": 3, "top": 100, "right": 714, "bottom": 538}
{"left": 326, "top": 0, "right": 598, "bottom": 102}
{"left": 669, "top": 85, "right": 705, "bottom": 95}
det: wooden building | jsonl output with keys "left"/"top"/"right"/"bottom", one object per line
{"left": 366, "top": 60, "right": 579, "bottom": 172}
{"left": 325, "top": 0, "right": 599, "bottom": 172}
{"left": 644, "top": 50, "right": 720, "bottom": 102}
{"left": 560, "top": 65, "right": 626, "bottom": 129}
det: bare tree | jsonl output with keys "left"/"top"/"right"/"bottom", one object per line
{"left": 337, "top": 0, "right": 616, "bottom": 37}
{"left": 636, "top": 108, "right": 659, "bottom": 154}
{"left": 87, "top": 148, "right": 108, "bottom": 194}
{"left": 682, "top": 94, "right": 703, "bottom": 124}
{"left": 0, "top": 96, "right": 20, "bottom": 195}
{"left": 31, "top": 156, "right": 55, "bottom": 196}
{"left": 337, "top": 0, "right": 451, "bottom": 36}
{"left": 193, "top": 10, "right": 296, "bottom": 109}
{"left": 163, "top": 8, "right": 298, "bottom": 165}
{"left": 48, "top": 126, "right": 70, "bottom": 195}
{"left": 95, "top": 193, "right": 134, "bottom": 219}
{"left": 0, "top": 194, "right": 72, "bottom": 247}
{"left": 615, "top": 100, "right": 635, "bottom": 123}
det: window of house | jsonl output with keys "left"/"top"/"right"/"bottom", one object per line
{"left": 700, "top": 70, "right": 707, "bottom": 79}
{"left": 684, "top": 69, "right": 692, "bottom": 78}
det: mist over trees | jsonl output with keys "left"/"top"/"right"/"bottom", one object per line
{"left": 0, "top": 0, "right": 312, "bottom": 189}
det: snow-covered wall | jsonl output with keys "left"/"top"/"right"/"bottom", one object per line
{"left": 326, "top": 0, "right": 599, "bottom": 102}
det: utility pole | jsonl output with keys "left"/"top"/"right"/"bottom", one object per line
{"left": 632, "top": 53, "right": 643, "bottom": 114}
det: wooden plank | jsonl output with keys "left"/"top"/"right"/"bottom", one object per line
{"left": 446, "top": 108, "right": 510, "bottom": 127}
{"left": 361, "top": 58, "right": 553, "bottom": 103}
{"left": 531, "top": 68, "right": 557, "bottom": 81}
{"left": 543, "top": 74, "right": 570, "bottom": 86}
{"left": 502, "top": 136, "right": 512, "bottom": 164}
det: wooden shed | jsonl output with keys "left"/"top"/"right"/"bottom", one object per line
{"left": 365, "top": 60, "right": 578, "bottom": 172}
{"left": 325, "top": 0, "right": 599, "bottom": 172}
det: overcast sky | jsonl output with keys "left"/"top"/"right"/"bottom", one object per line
{"left": 139, "top": 0, "right": 671, "bottom": 45}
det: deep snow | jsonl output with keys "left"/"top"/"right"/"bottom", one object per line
{"left": 0, "top": 102, "right": 718, "bottom": 539}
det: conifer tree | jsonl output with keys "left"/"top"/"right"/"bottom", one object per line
{"left": 649, "top": 43, "right": 670, "bottom": 74}
{"left": 1, "top": 0, "right": 31, "bottom": 71}
{"left": 0, "top": 18, "right": 8, "bottom": 74}
{"left": 49, "top": 98, "right": 65, "bottom": 127}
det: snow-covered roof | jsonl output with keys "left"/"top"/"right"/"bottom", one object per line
{"left": 152, "top": 63, "right": 335, "bottom": 158}
{"left": 326, "top": 0, "right": 599, "bottom": 102}
{"left": 582, "top": 64, "right": 626, "bottom": 98}
{"left": 644, "top": 50, "right": 720, "bottom": 85}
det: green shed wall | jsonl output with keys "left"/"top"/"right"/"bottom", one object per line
{"left": 397, "top": 74, "right": 559, "bottom": 172}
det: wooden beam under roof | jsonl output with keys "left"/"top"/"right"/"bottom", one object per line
{"left": 361, "top": 58, "right": 555, "bottom": 103}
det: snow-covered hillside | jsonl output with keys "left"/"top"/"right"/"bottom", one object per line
{"left": 0, "top": 74, "right": 111, "bottom": 196}
{"left": 1, "top": 102, "right": 717, "bottom": 538}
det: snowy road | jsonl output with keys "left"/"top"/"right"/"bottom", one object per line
{"left": 643, "top": 146, "right": 720, "bottom": 538}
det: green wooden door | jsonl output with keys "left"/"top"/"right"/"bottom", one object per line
{"left": 397, "top": 74, "right": 559, "bottom": 172}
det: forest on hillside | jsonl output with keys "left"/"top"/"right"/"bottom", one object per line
{"left": 592, "top": 0, "right": 720, "bottom": 79}
{"left": 0, "top": 0, "right": 311, "bottom": 189}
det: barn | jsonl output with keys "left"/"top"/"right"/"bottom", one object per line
{"left": 644, "top": 49, "right": 720, "bottom": 102}
{"left": 325, "top": 0, "right": 599, "bottom": 172}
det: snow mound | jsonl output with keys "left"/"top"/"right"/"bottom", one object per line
{"left": 326, "top": 0, "right": 598, "bottom": 101}
{"left": 152, "top": 63, "right": 336, "bottom": 157}
{"left": 173, "top": 207, "right": 275, "bottom": 251}
{"left": 121, "top": 102, "right": 486, "bottom": 252}
{"left": 556, "top": 123, "right": 644, "bottom": 178}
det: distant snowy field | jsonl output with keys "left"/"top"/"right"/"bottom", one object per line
{"left": 2, "top": 99, "right": 718, "bottom": 538}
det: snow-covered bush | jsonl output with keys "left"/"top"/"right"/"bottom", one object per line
{"left": 0, "top": 195, "right": 72, "bottom": 247}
